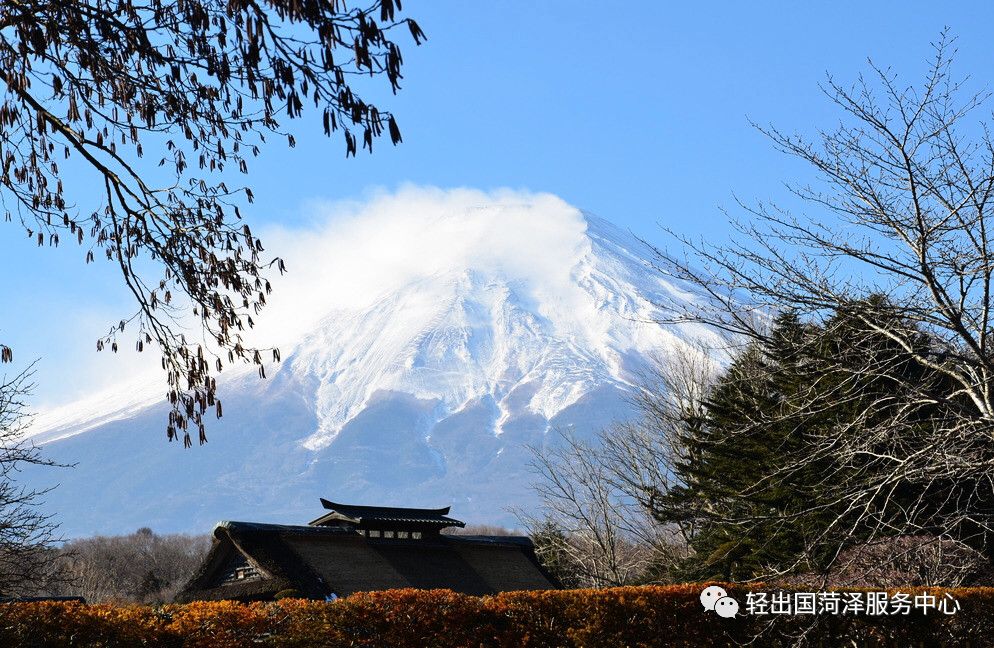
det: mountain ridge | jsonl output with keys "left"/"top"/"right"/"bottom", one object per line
{"left": 20, "top": 190, "right": 720, "bottom": 537}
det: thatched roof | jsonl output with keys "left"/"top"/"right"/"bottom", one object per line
{"left": 175, "top": 521, "right": 556, "bottom": 602}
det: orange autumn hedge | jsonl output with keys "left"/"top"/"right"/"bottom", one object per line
{"left": 0, "top": 585, "right": 991, "bottom": 647}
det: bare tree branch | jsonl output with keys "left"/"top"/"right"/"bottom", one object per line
{"left": 0, "top": 0, "right": 425, "bottom": 444}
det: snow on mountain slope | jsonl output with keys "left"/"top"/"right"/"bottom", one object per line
{"left": 21, "top": 188, "right": 722, "bottom": 537}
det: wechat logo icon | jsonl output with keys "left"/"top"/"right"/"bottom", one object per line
{"left": 701, "top": 585, "right": 739, "bottom": 618}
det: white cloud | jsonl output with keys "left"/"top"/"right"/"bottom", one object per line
{"left": 32, "top": 185, "right": 601, "bottom": 422}
{"left": 250, "top": 185, "right": 590, "bottom": 349}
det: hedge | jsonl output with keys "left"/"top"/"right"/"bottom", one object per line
{"left": 0, "top": 584, "right": 991, "bottom": 647}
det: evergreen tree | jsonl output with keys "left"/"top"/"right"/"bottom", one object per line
{"left": 655, "top": 299, "right": 987, "bottom": 581}
{"left": 530, "top": 519, "right": 581, "bottom": 588}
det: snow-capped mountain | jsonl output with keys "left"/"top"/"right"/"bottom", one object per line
{"left": 21, "top": 188, "right": 720, "bottom": 537}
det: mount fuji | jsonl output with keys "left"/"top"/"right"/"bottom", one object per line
{"left": 22, "top": 188, "right": 720, "bottom": 538}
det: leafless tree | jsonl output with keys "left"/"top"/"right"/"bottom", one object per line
{"left": 524, "top": 343, "right": 720, "bottom": 587}
{"left": 599, "top": 345, "right": 723, "bottom": 546}
{"left": 815, "top": 535, "right": 991, "bottom": 588}
{"left": 55, "top": 528, "right": 210, "bottom": 603}
{"left": 0, "top": 366, "right": 66, "bottom": 597}
{"left": 442, "top": 524, "right": 520, "bottom": 537}
{"left": 0, "top": 1, "right": 425, "bottom": 444}
{"left": 526, "top": 433, "right": 660, "bottom": 587}
{"left": 651, "top": 32, "right": 994, "bottom": 577}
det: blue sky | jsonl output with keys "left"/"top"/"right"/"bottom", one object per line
{"left": 3, "top": 2, "right": 994, "bottom": 405}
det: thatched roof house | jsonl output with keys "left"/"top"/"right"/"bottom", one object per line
{"left": 175, "top": 500, "right": 556, "bottom": 602}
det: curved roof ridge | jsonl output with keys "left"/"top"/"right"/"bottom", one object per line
{"left": 319, "top": 498, "right": 452, "bottom": 515}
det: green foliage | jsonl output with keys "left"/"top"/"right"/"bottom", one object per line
{"left": 655, "top": 298, "right": 990, "bottom": 582}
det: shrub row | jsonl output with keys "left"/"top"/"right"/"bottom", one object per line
{"left": 0, "top": 585, "right": 992, "bottom": 647}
